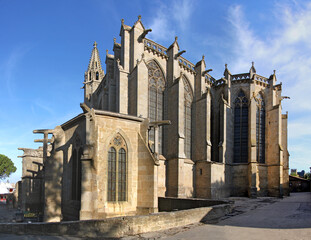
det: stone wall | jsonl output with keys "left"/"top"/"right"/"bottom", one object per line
{"left": 258, "top": 165, "right": 268, "bottom": 196}
{"left": 183, "top": 160, "right": 195, "bottom": 197}
{"left": 18, "top": 148, "right": 44, "bottom": 213}
{"left": 157, "top": 159, "right": 166, "bottom": 197}
{"left": 59, "top": 115, "right": 86, "bottom": 221}
{"left": 231, "top": 164, "right": 248, "bottom": 196}
{"left": 93, "top": 111, "right": 157, "bottom": 218}
{"left": 0, "top": 203, "right": 232, "bottom": 238}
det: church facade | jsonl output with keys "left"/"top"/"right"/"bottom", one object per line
{"left": 18, "top": 16, "right": 289, "bottom": 222}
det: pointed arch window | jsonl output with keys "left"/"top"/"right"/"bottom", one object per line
{"left": 108, "top": 134, "right": 127, "bottom": 202}
{"left": 234, "top": 91, "right": 248, "bottom": 163}
{"left": 255, "top": 93, "right": 265, "bottom": 163}
{"left": 147, "top": 60, "right": 165, "bottom": 154}
{"left": 89, "top": 72, "right": 91, "bottom": 81}
{"left": 96, "top": 71, "right": 99, "bottom": 80}
{"left": 183, "top": 76, "right": 193, "bottom": 159}
{"left": 72, "top": 148, "right": 82, "bottom": 201}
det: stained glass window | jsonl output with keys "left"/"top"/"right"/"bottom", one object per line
{"left": 108, "top": 147, "right": 116, "bottom": 201}
{"left": 147, "top": 61, "right": 165, "bottom": 154}
{"left": 107, "top": 134, "right": 127, "bottom": 202}
{"left": 72, "top": 148, "right": 82, "bottom": 201}
{"left": 234, "top": 91, "right": 248, "bottom": 163}
{"left": 256, "top": 94, "right": 265, "bottom": 163}
{"left": 183, "top": 77, "right": 193, "bottom": 159}
{"left": 71, "top": 149, "right": 77, "bottom": 200}
{"left": 118, "top": 148, "right": 126, "bottom": 201}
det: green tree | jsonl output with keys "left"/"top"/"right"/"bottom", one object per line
{"left": 304, "top": 172, "right": 311, "bottom": 180}
{"left": 0, "top": 154, "right": 17, "bottom": 179}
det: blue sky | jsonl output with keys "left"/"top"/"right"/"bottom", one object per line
{"left": 1, "top": 0, "right": 311, "bottom": 183}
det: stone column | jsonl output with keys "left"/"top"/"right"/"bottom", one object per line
{"left": 129, "top": 16, "right": 144, "bottom": 72}
{"left": 79, "top": 110, "right": 95, "bottom": 219}
{"left": 219, "top": 97, "right": 226, "bottom": 163}
{"left": 136, "top": 57, "right": 148, "bottom": 117}
{"left": 79, "top": 157, "right": 94, "bottom": 219}
{"left": 120, "top": 19, "right": 130, "bottom": 72}
{"left": 166, "top": 38, "right": 185, "bottom": 197}
{"left": 34, "top": 127, "right": 64, "bottom": 222}
{"left": 248, "top": 94, "right": 258, "bottom": 198}
{"left": 116, "top": 60, "right": 129, "bottom": 115}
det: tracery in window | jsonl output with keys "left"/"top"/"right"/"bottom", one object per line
{"left": 255, "top": 93, "right": 265, "bottom": 163}
{"left": 147, "top": 60, "right": 165, "bottom": 154}
{"left": 183, "top": 76, "right": 193, "bottom": 159}
{"left": 107, "top": 134, "right": 127, "bottom": 202}
{"left": 234, "top": 90, "right": 248, "bottom": 163}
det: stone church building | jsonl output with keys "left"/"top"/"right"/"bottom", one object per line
{"left": 18, "top": 16, "right": 289, "bottom": 222}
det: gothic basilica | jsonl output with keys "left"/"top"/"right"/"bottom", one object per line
{"left": 18, "top": 16, "right": 289, "bottom": 222}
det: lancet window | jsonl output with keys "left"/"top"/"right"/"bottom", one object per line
{"left": 255, "top": 93, "right": 265, "bottom": 163}
{"left": 147, "top": 60, "right": 165, "bottom": 154}
{"left": 72, "top": 147, "right": 82, "bottom": 201}
{"left": 234, "top": 91, "right": 248, "bottom": 163}
{"left": 183, "top": 76, "right": 193, "bottom": 159}
{"left": 107, "top": 134, "right": 127, "bottom": 202}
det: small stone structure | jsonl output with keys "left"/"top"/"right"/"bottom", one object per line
{"left": 17, "top": 16, "right": 289, "bottom": 222}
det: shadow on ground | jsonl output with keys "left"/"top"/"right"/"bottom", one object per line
{"left": 210, "top": 192, "right": 311, "bottom": 229}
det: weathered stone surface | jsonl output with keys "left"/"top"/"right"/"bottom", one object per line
{"left": 0, "top": 203, "right": 232, "bottom": 238}
{"left": 17, "top": 16, "right": 289, "bottom": 223}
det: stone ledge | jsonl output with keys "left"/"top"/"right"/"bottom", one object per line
{"left": 0, "top": 204, "right": 233, "bottom": 238}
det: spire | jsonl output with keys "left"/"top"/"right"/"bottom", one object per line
{"left": 224, "top": 63, "right": 231, "bottom": 79}
{"left": 87, "top": 41, "right": 103, "bottom": 73}
{"left": 133, "top": 15, "right": 145, "bottom": 30}
{"left": 249, "top": 61, "right": 256, "bottom": 78}
{"left": 168, "top": 36, "right": 180, "bottom": 51}
{"left": 195, "top": 54, "right": 206, "bottom": 68}
{"left": 84, "top": 41, "right": 105, "bottom": 107}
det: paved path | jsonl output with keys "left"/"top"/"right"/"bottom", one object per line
{"left": 0, "top": 203, "right": 16, "bottom": 223}
{"left": 158, "top": 192, "right": 311, "bottom": 240}
{"left": 1, "top": 193, "right": 310, "bottom": 239}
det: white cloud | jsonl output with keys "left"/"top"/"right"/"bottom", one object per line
{"left": 148, "top": 0, "right": 194, "bottom": 42}
{"left": 0, "top": 45, "right": 32, "bottom": 100}
{"left": 148, "top": 4, "right": 175, "bottom": 42}
{"left": 227, "top": 2, "right": 311, "bottom": 114}
{"left": 288, "top": 118, "right": 311, "bottom": 139}
{"left": 227, "top": 1, "right": 311, "bottom": 171}
{"left": 172, "top": 0, "right": 194, "bottom": 31}
{"left": 34, "top": 100, "right": 55, "bottom": 116}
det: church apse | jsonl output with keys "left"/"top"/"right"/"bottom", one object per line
{"left": 17, "top": 16, "right": 289, "bottom": 222}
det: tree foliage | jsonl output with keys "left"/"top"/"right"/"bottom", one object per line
{"left": 304, "top": 173, "right": 311, "bottom": 180}
{"left": 0, "top": 154, "right": 17, "bottom": 179}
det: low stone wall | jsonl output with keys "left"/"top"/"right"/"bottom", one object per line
{"left": 0, "top": 203, "right": 232, "bottom": 238}
{"left": 158, "top": 197, "right": 229, "bottom": 211}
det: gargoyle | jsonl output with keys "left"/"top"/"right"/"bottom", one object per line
{"left": 175, "top": 50, "right": 186, "bottom": 59}
{"left": 138, "top": 29, "right": 152, "bottom": 42}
